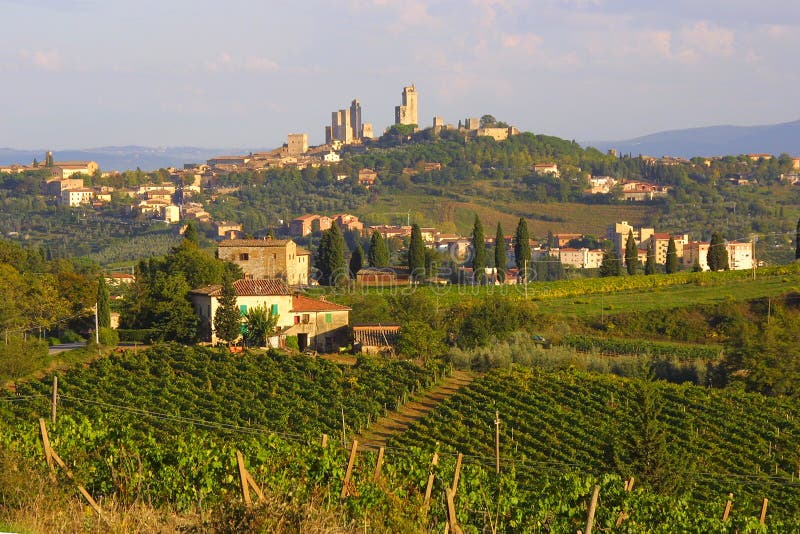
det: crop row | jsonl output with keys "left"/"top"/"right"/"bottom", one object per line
{"left": 561, "top": 334, "right": 723, "bottom": 360}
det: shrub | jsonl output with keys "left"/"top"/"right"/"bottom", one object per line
{"left": 98, "top": 327, "right": 119, "bottom": 347}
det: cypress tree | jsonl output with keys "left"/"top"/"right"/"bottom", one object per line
{"left": 214, "top": 274, "right": 241, "bottom": 345}
{"left": 707, "top": 232, "right": 729, "bottom": 271}
{"left": 795, "top": 218, "right": 800, "bottom": 260}
{"left": 368, "top": 230, "right": 390, "bottom": 268}
{"left": 665, "top": 236, "right": 678, "bottom": 274}
{"left": 316, "top": 223, "right": 346, "bottom": 285}
{"left": 644, "top": 240, "right": 656, "bottom": 275}
{"left": 471, "top": 215, "right": 485, "bottom": 284}
{"left": 625, "top": 230, "right": 638, "bottom": 275}
{"left": 494, "top": 223, "right": 506, "bottom": 282}
{"left": 349, "top": 243, "right": 365, "bottom": 278}
{"left": 600, "top": 250, "right": 622, "bottom": 277}
{"left": 408, "top": 224, "right": 426, "bottom": 281}
{"left": 514, "top": 217, "right": 531, "bottom": 279}
{"left": 96, "top": 276, "right": 111, "bottom": 328}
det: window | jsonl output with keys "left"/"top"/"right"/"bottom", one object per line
{"left": 239, "top": 305, "right": 247, "bottom": 316}
{"left": 325, "top": 313, "right": 332, "bottom": 324}
{"left": 294, "top": 315, "right": 300, "bottom": 325}
{"left": 302, "top": 314, "right": 310, "bottom": 324}
{"left": 239, "top": 253, "right": 249, "bottom": 261}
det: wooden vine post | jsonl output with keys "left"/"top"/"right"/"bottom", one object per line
{"left": 584, "top": 484, "right": 600, "bottom": 534}
{"left": 38, "top": 418, "right": 104, "bottom": 521}
{"left": 616, "top": 476, "right": 634, "bottom": 526}
{"left": 51, "top": 375, "right": 58, "bottom": 425}
{"left": 373, "top": 446, "right": 385, "bottom": 482}
{"left": 722, "top": 493, "right": 734, "bottom": 521}
{"left": 321, "top": 433, "right": 328, "bottom": 448}
{"left": 341, "top": 439, "right": 359, "bottom": 499}
{"left": 494, "top": 411, "right": 500, "bottom": 474}
{"left": 445, "top": 487, "right": 464, "bottom": 534}
{"left": 423, "top": 451, "right": 439, "bottom": 513}
{"left": 760, "top": 497, "right": 769, "bottom": 524}
{"left": 236, "top": 450, "right": 265, "bottom": 506}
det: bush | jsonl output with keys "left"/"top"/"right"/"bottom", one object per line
{"left": 285, "top": 335, "right": 300, "bottom": 352}
{"left": 98, "top": 327, "right": 119, "bottom": 347}
{"left": 60, "top": 329, "right": 84, "bottom": 343}
{"left": 117, "top": 329, "right": 158, "bottom": 343}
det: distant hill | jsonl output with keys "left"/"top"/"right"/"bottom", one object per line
{"left": 585, "top": 119, "right": 800, "bottom": 158}
{"left": 0, "top": 146, "right": 269, "bottom": 172}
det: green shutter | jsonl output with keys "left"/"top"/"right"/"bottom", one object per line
{"left": 325, "top": 313, "right": 332, "bottom": 324}
{"left": 239, "top": 305, "right": 247, "bottom": 316}
{"left": 271, "top": 304, "right": 278, "bottom": 315}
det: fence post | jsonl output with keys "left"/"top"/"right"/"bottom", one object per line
{"left": 760, "top": 497, "right": 769, "bottom": 524}
{"left": 341, "top": 439, "right": 358, "bottom": 499}
{"left": 423, "top": 451, "right": 439, "bottom": 513}
{"left": 51, "top": 376, "right": 58, "bottom": 425}
{"left": 495, "top": 411, "right": 500, "bottom": 474}
{"left": 585, "top": 485, "right": 600, "bottom": 534}
{"left": 373, "top": 446, "right": 385, "bottom": 482}
{"left": 722, "top": 493, "right": 733, "bottom": 521}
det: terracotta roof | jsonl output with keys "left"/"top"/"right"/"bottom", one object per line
{"left": 218, "top": 238, "right": 292, "bottom": 247}
{"left": 291, "top": 295, "right": 350, "bottom": 312}
{"left": 190, "top": 279, "right": 292, "bottom": 296}
{"left": 296, "top": 246, "right": 312, "bottom": 256}
{"left": 353, "top": 324, "right": 401, "bottom": 347}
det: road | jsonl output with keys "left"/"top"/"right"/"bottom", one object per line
{"left": 48, "top": 342, "right": 87, "bottom": 355}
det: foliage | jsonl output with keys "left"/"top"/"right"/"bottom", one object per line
{"left": 396, "top": 321, "right": 446, "bottom": 360}
{"left": 368, "top": 230, "right": 390, "bottom": 268}
{"left": 408, "top": 224, "right": 425, "bottom": 281}
{"left": 348, "top": 243, "right": 365, "bottom": 278}
{"left": 494, "top": 223, "right": 506, "bottom": 282}
{"left": 315, "top": 223, "right": 346, "bottom": 286}
{"left": 707, "top": 231, "right": 729, "bottom": 271}
{"left": 0, "top": 334, "right": 48, "bottom": 382}
{"left": 451, "top": 294, "right": 536, "bottom": 349}
{"left": 513, "top": 217, "right": 530, "bottom": 273}
{"left": 214, "top": 274, "right": 241, "bottom": 346}
{"left": 96, "top": 276, "right": 110, "bottom": 328}
{"left": 644, "top": 239, "right": 656, "bottom": 275}
{"left": 243, "top": 305, "right": 279, "bottom": 348}
{"left": 665, "top": 236, "right": 679, "bottom": 274}
{"left": 98, "top": 326, "right": 119, "bottom": 347}
{"left": 470, "top": 215, "right": 485, "bottom": 284}
{"left": 625, "top": 229, "right": 638, "bottom": 275}
{"left": 561, "top": 334, "right": 723, "bottom": 361}
{"left": 599, "top": 250, "right": 622, "bottom": 277}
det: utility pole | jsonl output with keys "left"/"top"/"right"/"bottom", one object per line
{"left": 524, "top": 259, "right": 528, "bottom": 300}
{"left": 751, "top": 234, "right": 757, "bottom": 280}
{"left": 94, "top": 302, "right": 99, "bottom": 345}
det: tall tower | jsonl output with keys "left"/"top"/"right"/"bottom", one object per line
{"left": 394, "top": 84, "right": 418, "bottom": 126}
{"left": 349, "top": 99, "right": 362, "bottom": 141}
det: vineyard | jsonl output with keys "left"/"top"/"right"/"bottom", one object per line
{"left": 2, "top": 347, "right": 800, "bottom": 530}
{"left": 390, "top": 366, "right": 800, "bottom": 525}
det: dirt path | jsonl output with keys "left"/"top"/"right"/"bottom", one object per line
{"left": 355, "top": 369, "right": 475, "bottom": 450}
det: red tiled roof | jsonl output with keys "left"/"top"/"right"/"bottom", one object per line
{"left": 291, "top": 295, "right": 351, "bottom": 312}
{"left": 190, "top": 279, "right": 292, "bottom": 296}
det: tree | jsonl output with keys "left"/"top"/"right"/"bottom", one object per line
{"left": 494, "top": 223, "right": 506, "bottom": 282}
{"left": 471, "top": 215, "right": 485, "bottom": 284}
{"left": 644, "top": 240, "right": 656, "bottom": 275}
{"left": 315, "top": 223, "right": 346, "bottom": 286}
{"left": 665, "top": 236, "right": 679, "bottom": 274}
{"left": 408, "top": 224, "right": 426, "bottom": 282}
{"left": 397, "top": 321, "right": 446, "bottom": 360}
{"left": 243, "top": 305, "right": 279, "bottom": 347}
{"left": 368, "top": 230, "right": 390, "bottom": 268}
{"left": 96, "top": 275, "right": 111, "bottom": 328}
{"left": 479, "top": 114, "right": 497, "bottom": 128}
{"left": 214, "top": 274, "right": 241, "bottom": 345}
{"left": 599, "top": 250, "right": 622, "bottom": 277}
{"left": 349, "top": 243, "right": 365, "bottom": 278}
{"left": 796, "top": 217, "right": 800, "bottom": 260}
{"left": 625, "top": 230, "right": 638, "bottom": 275}
{"left": 513, "top": 218, "right": 531, "bottom": 279}
{"left": 707, "top": 232, "right": 729, "bottom": 271}
{"left": 183, "top": 222, "right": 199, "bottom": 245}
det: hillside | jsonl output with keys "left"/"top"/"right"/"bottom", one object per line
{"left": 587, "top": 118, "right": 800, "bottom": 158}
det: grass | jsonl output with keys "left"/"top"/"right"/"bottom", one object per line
{"left": 357, "top": 190, "right": 655, "bottom": 237}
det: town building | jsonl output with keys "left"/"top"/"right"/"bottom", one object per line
{"left": 212, "top": 221, "right": 243, "bottom": 240}
{"left": 189, "top": 279, "right": 350, "bottom": 350}
{"left": 61, "top": 188, "right": 94, "bottom": 206}
{"left": 533, "top": 163, "right": 559, "bottom": 177}
{"left": 352, "top": 324, "right": 401, "bottom": 355}
{"left": 395, "top": 84, "right": 418, "bottom": 126}
{"left": 587, "top": 176, "right": 618, "bottom": 195}
{"left": 682, "top": 240, "right": 754, "bottom": 271}
{"left": 52, "top": 158, "right": 99, "bottom": 179}
{"left": 609, "top": 221, "right": 654, "bottom": 255}
{"left": 620, "top": 181, "right": 670, "bottom": 201}
{"left": 287, "top": 133, "right": 308, "bottom": 155}
{"left": 640, "top": 233, "right": 689, "bottom": 264}
{"left": 358, "top": 168, "right": 378, "bottom": 187}
{"left": 217, "top": 238, "right": 311, "bottom": 286}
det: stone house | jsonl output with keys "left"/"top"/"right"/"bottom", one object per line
{"left": 217, "top": 238, "right": 311, "bottom": 286}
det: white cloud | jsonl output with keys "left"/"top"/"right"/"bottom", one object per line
{"left": 674, "top": 21, "right": 735, "bottom": 62}
{"left": 204, "top": 53, "right": 279, "bottom": 74}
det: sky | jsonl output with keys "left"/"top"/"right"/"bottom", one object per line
{"left": 2, "top": 0, "right": 800, "bottom": 149}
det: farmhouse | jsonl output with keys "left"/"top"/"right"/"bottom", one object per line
{"left": 352, "top": 324, "right": 401, "bottom": 355}
{"left": 217, "top": 238, "right": 311, "bottom": 286}
{"left": 189, "top": 279, "right": 350, "bottom": 350}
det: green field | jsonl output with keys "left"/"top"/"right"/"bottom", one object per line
{"left": 357, "top": 192, "right": 654, "bottom": 237}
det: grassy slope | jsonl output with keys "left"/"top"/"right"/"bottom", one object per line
{"left": 357, "top": 191, "right": 654, "bottom": 237}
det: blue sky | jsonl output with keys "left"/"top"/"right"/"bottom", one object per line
{"left": 2, "top": 0, "right": 799, "bottom": 149}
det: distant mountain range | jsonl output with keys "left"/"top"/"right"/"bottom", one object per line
{"left": 0, "top": 146, "right": 269, "bottom": 172}
{"left": 586, "top": 119, "right": 800, "bottom": 158}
